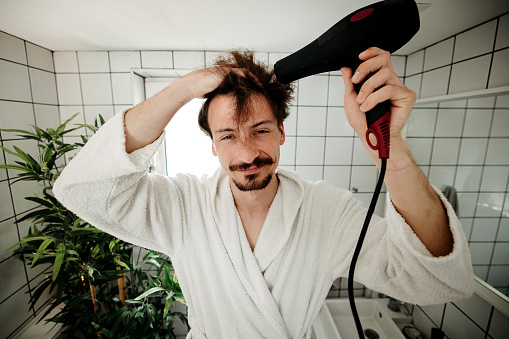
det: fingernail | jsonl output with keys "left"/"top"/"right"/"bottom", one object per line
{"left": 352, "top": 71, "right": 360, "bottom": 82}
{"left": 360, "top": 102, "right": 368, "bottom": 111}
{"left": 356, "top": 91, "right": 364, "bottom": 102}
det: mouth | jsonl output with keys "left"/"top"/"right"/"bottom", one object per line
{"left": 237, "top": 165, "right": 264, "bottom": 175}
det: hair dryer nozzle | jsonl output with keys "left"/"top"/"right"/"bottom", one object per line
{"left": 274, "top": 0, "right": 420, "bottom": 84}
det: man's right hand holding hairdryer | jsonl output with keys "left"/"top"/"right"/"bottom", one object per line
{"left": 341, "top": 47, "right": 454, "bottom": 258}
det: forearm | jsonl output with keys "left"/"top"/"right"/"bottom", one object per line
{"left": 125, "top": 78, "right": 192, "bottom": 153}
{"left": 364, "top": 134, "right": 453, "bottom": 257}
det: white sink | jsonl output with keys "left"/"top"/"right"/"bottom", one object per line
{"left": 311, "top": 298, "right": 407, "bottom": 339}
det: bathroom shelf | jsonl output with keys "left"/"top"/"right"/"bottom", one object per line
{"left": 415, "top": 86, "right": 509, "bottom": 105}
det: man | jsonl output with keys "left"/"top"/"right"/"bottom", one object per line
{"left": 54, "top": 48, "right": 474, "bottom": 338}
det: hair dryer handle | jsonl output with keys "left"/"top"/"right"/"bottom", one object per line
{"left": 352, "top": 65, "right": 391, "bottom": 159}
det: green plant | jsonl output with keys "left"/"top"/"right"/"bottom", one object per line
{"left": 1, "top": 114, "right": 188, "bottom": 338}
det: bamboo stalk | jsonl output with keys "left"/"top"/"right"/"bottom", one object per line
{"left": 89, "top": 283, "right": 98, "bottom": 313}
{"left": 116, "top": 257, "right": 128, "bottom": 306}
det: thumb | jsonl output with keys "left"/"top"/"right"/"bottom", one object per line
{"left": 340, "top": 67, "right": 356, "bottom": 97}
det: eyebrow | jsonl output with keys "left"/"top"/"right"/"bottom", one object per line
{"left": 214, "top": 120, "right": 274, "bottom": 134}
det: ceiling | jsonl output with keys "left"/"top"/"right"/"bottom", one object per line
{"left": 1, "top": 0, "right": 508, "bottom": 56}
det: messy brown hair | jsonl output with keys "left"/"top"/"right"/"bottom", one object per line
{"left": 198, "top": 50, "right": 294, "bottom": 138}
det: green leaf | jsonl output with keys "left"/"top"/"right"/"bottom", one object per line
{"left": 134, "top": 287, "right": 165, "bottom": 300}
{"left": 0, "top": 164, "right": 32, "bottom": 173}
{"left": 0, "top": 128, "right": 37, "bottom": 137}
{"left": 32, "top": 238, "right": 55, "bottom": 265}
{"left": 109, "top": 238, "right": 121, "bottom": 252}
{"left": 114, "top": 257, "right": 130, "bottom": 271}
{"left": 7, "top": 236, "right": 49, "bottom": 250}
{"left": 52, "top": 243, "right": 66, "bottom": 281}
{"left": 163, "top": 298, "right": 173, "bottom": 319}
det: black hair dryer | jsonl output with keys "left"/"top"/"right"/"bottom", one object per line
{"left": 274, "top": 0, "right": 420, "bottom": 159}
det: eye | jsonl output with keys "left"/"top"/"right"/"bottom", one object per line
{"left": 220, "top": 135, "right": 233, "bottom": 141}
{"left": 255, "top": 129, "right": 269, "bottom": 135}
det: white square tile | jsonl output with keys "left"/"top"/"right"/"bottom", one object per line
{"left": 440, "top": 99, "right": 467, "bottom": 108}
{"left": 458, "top": 138, "right": 488, "bottom": 165}
{"left": 59, "top": 106, "right": 85, "bottom": 134}
{"left": 406, "top": 50, "right": 424, "bottom": 76}
{"left": 54, "top": 52, "right": 78, "bottom": 73}
{"left": 449, "top": 55, "right": 491, "bottom": 94}
{"left": 435, "top": 108, "right": 465, "bottom": 137}
{"left": 253, "top": 52, "right": 269, "bottom": 67}
{"left": 0, "top": 286, "right": 31, "bottom": 338}
{"left": 496, "top": 94, "right": 509, "bottom": 108}
{"left": 391, "top": 55, "right": 405, "bottom": 78}
{"left": 454, "top": 20, "right": 497, "bottom": 62}
{"left": 0, "top": 219, "right": 18, "bottom": 261}
{"left": 463, "top": 109, "right": 493, "bottom": 137}
{"left": 56, "top": 74, "right": 82, "bottom": 105}
{"left": 406, "top": 107, "right": 437, "bottom": 137}
{"left": 0, "top": 181, "right": 14, "bottom": 221}
{"left": 480, "top": 166, "right": 509, "bottom": 191}
{"left": 141, "top": 51, "right": 173, "bottom": 68}
{"left": 406, "top": 138, "right": 433, "bottom": 165}
{"left": 453, "top": 294, "right": 492, "bottom": 330}
{"left": 111, "top": 73, "right": 133, "bottom": 105}
{"left": 10, "top": 179, "right": 42, "bottom": 214}
{"left": 26, "top": 43, "right": 54, "bottom": 72}
{"left": 297, "top": 75, "right": 328, "bottom": 106}
{"left": 0, "top": 101, "right": 35, "bottom": 139}
{"left": 470, "top": 218, "right": 499, "bottom": 242}
{"left": 497, "top": 219, "right": 509, "bottom": 241}
{"left": 459, "top": 218, "right": 474, "bottom": 240}
{"left": 472, "top": 265, "right": 489, "bottom": 280}
{"left": 455, "top": 166, "right": 483, "bottom": 191}
{"left": 205, "top": 51, "right": 223, "bottom": 67}
{"left": 109, "top": 51, "right": 141, "bottom": 72}
{"left": 458, "top": 192, "right": 478, "bottom": 217}
{"left": 80, "top": 73, "right": 113, "bottom": 105}
{"left": 284, "top": 106, "right": 297, "bottom": 136}
{"left": 491, "top": 109, "right": 509, "bottom": 137}
{"left": 296, "top": 137, "right": 325, "bottom": 165}
{"left": 0, "top": 257, "right": 27, "bottom": 303}
{"left": 279, "top": 136, "right": 295, "bottom": 166}
{"left": 324, "top": 137, "right": 353, "bottom": 165}
{"left": 29, "top": 68, "right": 58, "bottom": 104}
{"left": 404, "top": 74, "right": 422, "bottom": 98}
{"left": 467, "top": 96, "right": 495, "bottom": 108}
{"left": 0, "top": 31, "right": 27, "bottom": 64}
{"left": 492, "top": 242, "right": 509, "bottom": 265}
{"left": 77, "top": 51, "right": 110, "bottom": 73}
{"left": 323, "top": 166, "right": 351, "bottom": 189}
{"left": 486, "top": 139, "right": 509, "bottom": 165}
{"left": 424, "top": 38, "right": 454, "bottom": 71}
{"left": 495, "top": 13, "right": 509, "bottom": 49}
{"left": 352, "top": 138, "right": 373, "bottom": 165}
{"left": 431, "top": 138, "right": 461, "bottom": 165}
{"left": 34, "top": 104, "right": 60, "bottom": 132}
{"left": 428, "top": 166, "right": 456, "bottom": 188}
{"left": 486, "top": 265, "right": 509, "bottom": 287}
{"left": 469, "top": 242, "right": 494, "bottom": 265}
{"left": 295, "top": 166, "right": 323, "bottom": 182}
{"left": 297, "top": 106, "right": 326, "bottom": 136}
{"left": 420, "top": 66, "right": 450, "bottom": 98}
{"left": 84, "top": 106, "right": 115, "bottom": 127}
{"left": 173, "top": 51, "right": 205, "bottom": 69}
{"left": 0, "top": 60, "right": 31, "bottom": 102}
{"left": 326, "top": 107, "right": 353, "bottom": 137}
{"left": 327, "top": 76, "right": 345, "bottom": 106}
{"left": 476, "top": 192, "right": 505, "bottom": 217}
{"left": 488, "top": 49, "right": 509, "bottom": 88}
{"left": 350, "top": 166, "right": 378, "bottom": 192}
{"left": 413, "top": 306, "right": 440, "bottom": 339}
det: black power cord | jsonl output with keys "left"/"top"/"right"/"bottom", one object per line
{"left": 348, "top": 157, "right": 387, "bottom": 339}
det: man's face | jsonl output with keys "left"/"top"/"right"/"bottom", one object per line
{"left": 208, "top": 94, "right": 285, "bottom": 192}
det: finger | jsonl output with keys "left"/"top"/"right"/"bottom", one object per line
{"left": 360, "top": 84, "right": 415, "bottom": 112}
{"left": 340, "top": 67, "right": 356, "bottom": 95}
{"left": 356, "top": 67, "right": 403, "bottom": 104}
{"left": 352, "top": 50, "right": 395, "bottom": 86}
{"left": 358, "top": 47, "right": 388, "bottom": 61}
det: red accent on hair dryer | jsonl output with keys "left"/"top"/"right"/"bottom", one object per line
{"left": 274, "top": 0, "right": 420, "bottom": 159}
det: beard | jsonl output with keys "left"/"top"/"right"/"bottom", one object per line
{"left": 229, "top": 156, "right": 275, "bottom": 192}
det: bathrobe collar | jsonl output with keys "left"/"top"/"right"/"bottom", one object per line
{"left": 208, "top": 167, "right": 305, "bottom": 337}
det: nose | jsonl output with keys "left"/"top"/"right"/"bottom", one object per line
{"left": 236, "top": 138, "right": 259, "bottom": 164}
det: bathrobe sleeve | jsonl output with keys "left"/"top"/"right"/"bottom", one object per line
{"left": 324, "top": 183, "right": 474, "bottom": 306}
{"left": 53, "top": 109, "right": 192, "bottom": 257}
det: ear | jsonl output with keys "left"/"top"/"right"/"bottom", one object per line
{"left": 279, "top": 123, "right": 286, "bottom": 146}
{"left": 212, "top": 142, "right": 218, "bottom": 156}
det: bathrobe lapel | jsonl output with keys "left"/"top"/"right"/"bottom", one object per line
{"left": 211, "top": 170, "right": 304, "bottom": 337}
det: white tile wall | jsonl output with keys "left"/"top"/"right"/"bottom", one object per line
{"left": 423, "top": 38, "right": 454, "bottom": 71}
{"left": 434, "top": 108, "right": 465, "bottom": 137}
{"left": 80, "top": 73, "right": 113, "bottom": 105}
{"left": 0, "top": 101, "right": 35, "bottom": 139}
{"left": 470, "top": 218, "right": 499, "bottom": 241}
{"left": 327, "top": 76, "right": 345, "bottom": 106}
{"left": 326, "top": 107, "right": 353, "bottom": 136}
{"left": 298, "top": 75, "right": 329, "bottom": 106}
{"left": 109, "top": 51, "right": 141, "bottom": 72}
{"left": 0, "top": 60, "right": 32, "bottom": 102}
{"left": 56, "top": 73, "right": 82, "bottom": 105}
{"left": 141, "top": 51, "right": 173, "bottom": 68}
{"left": 462, "top": 109, "right": 493, "bottom": 137}
{"left": 26, "top": 43, "right": 54, "bottom": 72}
{"left": 449, "top": 55, "right": 491, "bottom": 94}
{"left": 420, "top": 66, "right": 450, "bottom": 98}
{"left": 323, "top": 166, "right": 351, "bottom": 189}
{"left": 0, "top": 32, "right": 27, "bottom": 64}
{"left": 495, "top": 13, "right": 509, "bottom": 49}
{"left": 324, "top": 138, "right": 353, "bottom": 165}
{"left": 53, "top": 51, "right": 78, "bottom": 73}
{"left": 406, "top": 50, "right": 424, "bottom": 76}
{"left": 297, "top": 106, "right": 327, "bottom": 136}
{"left": 296, "top": 137, "right": 325, "bottom": 165}
{"left": 34, "top": 104, "right": 60, "bottom": 131}
{"left": 78, "top": 51, "right": 110, "bottom": 73}
{"left": 173, "top": 51, "right": 205, "bottom": 69}
{"left": 453, "top": 21, "right": 497, "bottom": 63}
{"left": 29, "top": 68, "right": 58, "bottom": 104}
{"left": 488, "top": 48, "right": 509, "bottom": 88}
{"left": 111, "top": 73, "right": 133, "bottom": 105}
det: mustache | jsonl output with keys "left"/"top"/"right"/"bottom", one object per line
{"left": 229, "top": 156, "right": 275, "bottom": 172}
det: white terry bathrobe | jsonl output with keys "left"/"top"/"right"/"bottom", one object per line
{"left": 53, "top": 109, "right": 474, "bottom": 339}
